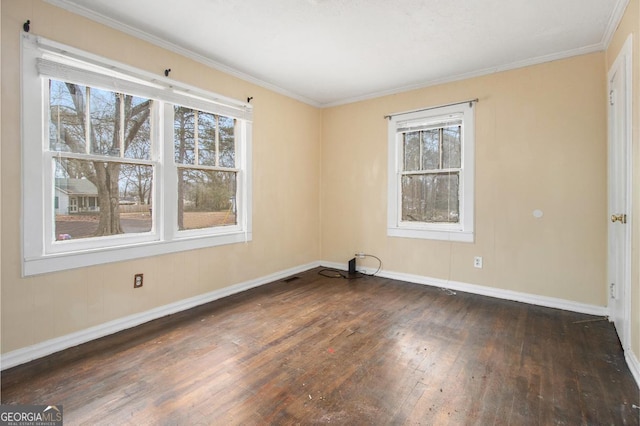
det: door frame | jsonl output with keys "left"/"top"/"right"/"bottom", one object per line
{"left": 607, "top": 34, "right": 632, "bottom": 350}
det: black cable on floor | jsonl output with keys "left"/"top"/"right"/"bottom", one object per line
{"left": 318, "top": 268, "right": 363, "bottom": 280}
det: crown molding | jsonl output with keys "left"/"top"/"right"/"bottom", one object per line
{"left": 602, "top": 0, "right": 631, "bottom": 48}
{"left": 44, "top": 0, "right": 628, "bottom": 109}
{"left": 43, "top": 0, "right": 322, "bottom": 108}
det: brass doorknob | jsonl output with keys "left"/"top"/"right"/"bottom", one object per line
{"left": 611, "top": 214, "right": 627, "bottom": 224}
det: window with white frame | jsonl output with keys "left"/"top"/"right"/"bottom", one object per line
{"left": 387, "top": 102, "right": 475, "bottom": 242}
{"left": 22, "top": 34, "right": 252, "bottom": 276}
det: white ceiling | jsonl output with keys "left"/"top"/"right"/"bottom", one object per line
{"left": 46, "top": 0, "right": 627, "bottom": 107}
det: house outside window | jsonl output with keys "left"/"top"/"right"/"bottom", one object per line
{"left": 54, "top": 178, "right": 100, "bottom": 215}
{"left": 21, "top": 34, "right": 253, "bottom": 275}
{"left": 387, "top": 102, "right": 475, "bottom": 242}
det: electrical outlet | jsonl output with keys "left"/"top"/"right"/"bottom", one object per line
{"left": 134, "top": 273, "right": 143, "bottom": 288}
{"left": 473, "top": 257, "right": 483, "bottom": 269}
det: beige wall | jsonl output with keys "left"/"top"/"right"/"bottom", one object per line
{"left": 1, "top": 1, "right": 321, "bottom": 353}
{"left": 321, "top": 53, "right": 607, "bottom": 305}
{"left": 607, "top": 0, "right": 640, "bottom": 363}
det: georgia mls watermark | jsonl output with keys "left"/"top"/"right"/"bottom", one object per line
{"left": 0, "top": 405, "right": 63, "bottom": 426}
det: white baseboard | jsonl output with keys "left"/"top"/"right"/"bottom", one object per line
{"left": 625, "top": 349, "right": 640, "bottom": 389}
{"left": 0, "top": 261, "right": 320, "bottom": 371}
{"left": 321, "top": 260, "right": 608, "bottom": 317}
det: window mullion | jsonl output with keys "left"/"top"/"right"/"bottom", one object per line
{"left": 439, "top": 128, "right": 444, "bottom": 169}
{"left": 215, "top": 114, "right": 220, "bottom": 167}
{"left": 402, "top": 168, "right": 461, "bottom": 176}
{"left": 233, "top": 119, "right": 238, "bottom": 168}
{"left": 162, "top": 103, "right": 177, "bottom": 241}
{"left": 177, "top": 163, "right": 239, "bottom": 173}
{"left": 85, "top": 86, "right": 91, "bottom": 154}
{"left": 47, "top": 151, "right": 155, "bottom": 166}
{"left": 194, "top": 109, "right": 199, "bottom": 166}
{"left": 419, "top": 131, "right": 424, "bottom": 170}
{"left": 119, "top": 93, "right": 125, "bottom": 158}
{"left": 55, "top": 105, "right": 61, "bottom": 147}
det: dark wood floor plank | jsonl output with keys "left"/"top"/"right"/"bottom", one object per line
{"left": 2, "top": 268, "right": 638, "bottom": 425}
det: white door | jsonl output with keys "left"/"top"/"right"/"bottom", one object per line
{"left": 607, "top": 36, "right": 632, "bottom": 350}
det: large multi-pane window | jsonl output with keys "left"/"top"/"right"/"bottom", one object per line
{"left": 387, "top": 103, "right": 474, "bottom": 242}
{"left": 22, "top": 35, "right": 252, "bottom": 275}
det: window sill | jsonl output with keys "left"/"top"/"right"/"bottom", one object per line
{"left": 23, "top": 231, "right": 252, "bottom": 276}
{"left": 387, "top": 227, "right": 474, "bottom": 242}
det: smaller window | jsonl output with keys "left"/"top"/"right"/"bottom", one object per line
{"left": 387, "top": 102, "right": 475, "bottom": 242}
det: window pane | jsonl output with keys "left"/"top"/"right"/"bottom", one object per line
{"left": 124, "top": 96, "right": 153, "bottom": 160}
{"left": 219, "top": 116, "right": 236, "bottom": 168}
{"left": 54, "top": 158, "right": 153, "bottom": 240}
{"left": 177, "top": 169, "right": 237, "bottom": 230}
{"left": 174, "top": 108, "right": 236, "bottom": 168}
{"left": 401, "top": 173, "right": 459, "bottom": 223}
{"left": 197, "top": 112, "right": 217, "bottom": 166}
{"left": 49, "top": 80, "right": 86, "bottom": 153}
{"left": 49, "top": 80, "right": 152, "bottom": 159}
{"left": 422, "top": 129, "right": 440, "bottom": 170}
{"left": 403, "top": 132, "right": 420, "bottom": 171}
{"left": 442, "top": 125, "right": 461, "bottom": 169}
{"left": 89, "top": 87, "right": 119, "bottom": 156}
{"left": 174, "top": 106, "right": 196, "bottom": 164}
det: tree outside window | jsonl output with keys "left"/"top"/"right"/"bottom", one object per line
{"left": 173, "top": 107, "right": 238, "bottom": 231}
{"left": 49, "top": 80, "right": 152, "bottom": 239}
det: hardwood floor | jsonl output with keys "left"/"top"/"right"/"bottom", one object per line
{"left": 2, "top": 268, "right": 638, "bottom": 425}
